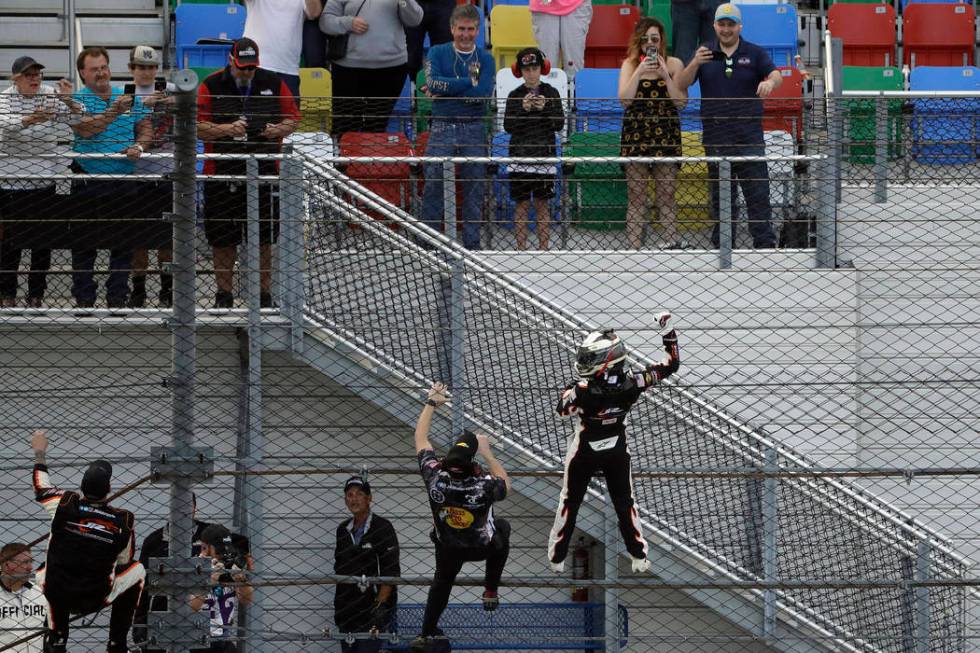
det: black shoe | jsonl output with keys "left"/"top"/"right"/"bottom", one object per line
{"left": 74, "top": 299, "right": 95, "bottom": 317}
{"left": 214, "top": 290, "right": 234, "bottom": 309}
{"left": 259, "top": 292, "right": 275, "bottom": 308}
{"left": 43, "top": 632, "right": 67, "bottom": 653}
{"left": 410, "top": 636, "right": 429, "bottom": 653}
{"left": 26, "top": 296, "right": 43, "bottom": 309}
{"left": 158, "top": 288, "right": 173, "bottom": 308}
{"left": 107, "top": 297, "right": 128, "bottom": 310}
{"left": 159, "top": 273, "right": 173, "bottom": 308}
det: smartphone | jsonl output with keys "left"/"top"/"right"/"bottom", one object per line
{"left": 711, "top": 50, "right": 727, "bottom": 62}
{"left": 154, "top": 79, "right": 168, "bottom": 92}
{"left": 123, "top": 82, "right": 136, "bottom": 95}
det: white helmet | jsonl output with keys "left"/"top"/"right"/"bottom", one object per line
{"left": 575, "top": 329, "right": 627, "bottom": 378}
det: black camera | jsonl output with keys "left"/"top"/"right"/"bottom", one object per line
{"left": 215, "top": 534, "right": 248, "bottom": 572}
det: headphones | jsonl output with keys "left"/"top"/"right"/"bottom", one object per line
{"left": 511, "top": 48, "right": 551, "bottom": 77}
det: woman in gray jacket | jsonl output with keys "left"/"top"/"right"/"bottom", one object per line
{"left": 320, "top": 0, "right": 423, "bottom": 137}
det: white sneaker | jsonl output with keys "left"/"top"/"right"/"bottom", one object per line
{"left": 549, "top": 560, "right": 565, "bottom": 573}
{"left": 631, "top": 557, "right": 651, "bottom": 573}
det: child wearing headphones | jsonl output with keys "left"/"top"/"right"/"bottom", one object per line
{"left": 502, "top": 47, "right": 565, "bottom": 251}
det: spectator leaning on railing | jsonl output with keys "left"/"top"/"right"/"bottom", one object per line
{"left": 420, "top": 4, "right": 495, "bottom": 251}
{"left": 319, "top": 0, "right": 423, "bottom": 137}
{"left": 197, "top": 38, "right": 300, "bottom": 309}
{"left": 618, "top": 17, "right": 687, "bottom": 249}
{"left": 70, "top": 45, "right": 153, "bottom": 309}
{"left": 0, "top": 56, "right": 81, "bottom": 309}
{"left": 675, "top": 2, "right": 779, "bottom": 249}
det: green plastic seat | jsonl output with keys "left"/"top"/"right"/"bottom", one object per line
{"left": 842, "top": 66, "right": 904, "bottom": 164}
{"left": 567, "top": 132, "right": 626, "bottom": 230}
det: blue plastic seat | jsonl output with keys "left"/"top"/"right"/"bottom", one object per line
{"left": 680, "top": 80, "right": 701, "bottom": 131}
{"left": 175, "top": 4, "right": 246, "bottom": 70}
{"left": 385, "top": 77, "right": 415, "bottom": 141}
{"left": 490, "top": 131, "right": 562, "bottom": 233}
{"left": 739, "top": 4, "right": 798, "bottom": 68}
{"left": 910, "top": 66, "right": 980, "bottom": 163}
{"left": 574, "top": 68, "right": 622, "bottom": 132}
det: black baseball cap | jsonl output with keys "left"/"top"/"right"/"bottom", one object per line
{"left": 232, "top": 38, "right": 260, "bottom": 68}
{"left": 443, "top": 430, "right": 478, "bottom": 475}
{"left": 344, "top": 475, "right": 372, "bottom": 495}
{"left": 12, "top": 56, "right": 44, "bottom": 76}
{"left": 80, "top": 460, "right": 112, "bottom": 500}
{"left": 199, "top": 524, "right": 232, "bottom": 547}
{"left": 516, "top": 48, "right": 545, "bottom": 70}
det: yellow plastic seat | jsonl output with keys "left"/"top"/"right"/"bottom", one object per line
{"left": 299, "top": 67, "right": 332, "bottom": 133}
{"left": 490, "top": 6, "right": 538, "bottom": 71}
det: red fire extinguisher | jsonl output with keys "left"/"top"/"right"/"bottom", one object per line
{"left": 571, "top": 537, "right": 590, "bottom": 602}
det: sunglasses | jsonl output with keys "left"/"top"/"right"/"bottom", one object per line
{"left": 638, "top": 35, "right": 661, "bottom": 43}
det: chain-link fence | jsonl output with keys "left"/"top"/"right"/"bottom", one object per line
{"left": 0, "top": 73, "right": 978, "bottom": 653}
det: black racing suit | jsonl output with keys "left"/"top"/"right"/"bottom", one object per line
{"left": 548, "top": 331, "right": 680, "bottom": 565}
{"left": 33, "top": 464, "right": 145, "bottom": 652}
{"left": 418, "top": 449, "right": 509, "bottom": 636}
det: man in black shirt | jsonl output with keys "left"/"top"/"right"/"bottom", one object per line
{"left": 334, "top": 476, "right": 400, "bottom": 653}
{"left": 30, "top": 430, "right": 145, "bottom": 653}
{"left": 412, "top": 383, "right": 511, "bottom": 651}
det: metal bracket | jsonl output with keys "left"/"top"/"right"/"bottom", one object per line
{"left": 150, "top": 446, "right": 214, "bottom": 483}
{"left": 162, "top": 211, "right": 179, "bottom": 223}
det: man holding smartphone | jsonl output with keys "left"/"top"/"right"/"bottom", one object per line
{"left": 675, "top": 2, "right": 780, "bottom": 249}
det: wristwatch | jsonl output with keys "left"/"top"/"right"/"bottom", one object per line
{"left": 426, "top": 399, "right": 439, "bottom": 407}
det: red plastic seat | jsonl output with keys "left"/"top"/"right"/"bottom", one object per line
{"left": 827, "top": 3, "right": 896, "bottom": 67}
{"left": 338, "top": 132, "right": 415, "bottom": 223}
{"left": 584, "top": 5, "right": 640, "bottom": 69}
{"left": 903, "top": 3, "right": 975, "bottom": 68}
{"left": 763, "top": 67, "right": 805, "bottom": 141}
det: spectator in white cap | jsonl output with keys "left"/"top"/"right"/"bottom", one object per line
{"left": 127, "top": 45, "right": 175, "bottom": 308}
{"left": 0, "top": 56, "right": 81, "bottom": 308}
{"left": 242, "top": 0, "right": 323, "bottom": 98}
{"left": 676, "top": 2, "right": 781, "bottom": 249}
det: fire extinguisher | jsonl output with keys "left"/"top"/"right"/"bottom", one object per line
{"left": 571, "top": 537, "right": 590, "bottom": 602}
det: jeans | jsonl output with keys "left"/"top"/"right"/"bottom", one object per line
{"left": 71, "top": 249, "right": 133, "bottom": 305}
{"left": 706, "top": 144, "right": 777, "bottom": 249}
{"left": 421, "top": 119, "right": 487, "bottom": 250}
{"left": 671, "top": 0, "right": 725, "bottom": 65}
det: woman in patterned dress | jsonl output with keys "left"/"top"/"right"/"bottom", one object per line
{"left": 618, "top": 17, "right": 687, "bottom": 248}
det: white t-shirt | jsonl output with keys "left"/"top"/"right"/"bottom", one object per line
{"left": 243, "top": 0, "right": 309, "bottom": 76}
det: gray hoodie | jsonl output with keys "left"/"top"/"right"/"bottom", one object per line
{"left": 319, "top": 0, "right": 423, "bottom": 69}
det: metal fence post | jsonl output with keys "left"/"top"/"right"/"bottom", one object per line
{"left": 604, "top": 502, "right": 621, "bottom": 653}
{"left": 762, "top": 445, "right": 779, "bottom": 639}
{"left": 442, "top": 160, "right": 456, "bottom": 242}
{"left": 874, "top": 95, "right": 888, "bottom": 203}
{"left": 147, "top": 69, "right": 213, "bottom": 652}
{"left": 718, "top": 159, "right": 733, "bottom": 270}
{"left": 278, "top": 149, "right": 305, "bottom": 352}
{"left": 914, "top": 540, "right": 932, "bottom": 653}
{"left": 831, "top": 37, "right": 845, "bottom": 205}
{"left": 439, "top": 157, "right": 466, "bottom": 435}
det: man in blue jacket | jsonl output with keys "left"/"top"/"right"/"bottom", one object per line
{"left": 421, "top": 4, "right": 495, "bottom": 250}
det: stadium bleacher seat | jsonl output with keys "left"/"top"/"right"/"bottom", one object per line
{"left": 490, "top": 5, "right": 537, "bottom": 70}
{"left": 584, "top": 5, "right": 640, "bottom": 69}
{"left": 738, "top": 4, "right": 798, "bottom": 68}
{"left": 175, "top": 3, "right": 246, "bottom": 69}
{"left": 763, "top": 67, "right": 804, "bottom": 141}
{"left": 639, "top": 0, "right": 671, "bottom": 51}
{"left": 490, "top": 131, "right": 562, "bottom": 232}
{"left": 899, "top": 0, "right": 969, "bottom": 10}
{"left": 566, "top": 131, "right": 625, "bottom": 229}
{"left": 902, "top": 3, "right": 974, "bottom": 68}
{"left": 494, "top": 67, "right": 569, "bottom": 135}
{"left": 386, "top": 77, "right": 415, "bottom": 141}
{"left": 827, "top": 3, "right": 896, "bottom": 67}
{"left": 910, "top": 66, "right": 980, "bottom": 164}
{"left": 573, "top": 67, "right": 622, "bottom": 131}
{"left": 339, "top": 132, "right": 415, "bottom": 221}
{"left": 298, "top": 67, "right": 332, "bottom": 133}
{"left": 841, "top": 66, "right": 904, "bottom": 164}
{"left": 679, "top": 80, "right": 701, "bottom": 132}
